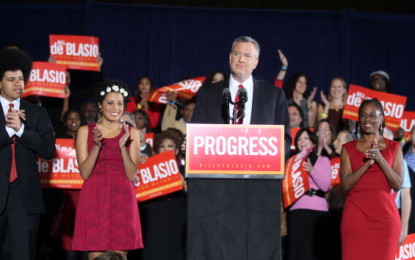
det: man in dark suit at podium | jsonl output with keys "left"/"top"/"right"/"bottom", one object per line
{"left": 0, "top": 49, "right": 56, "bottom": 260}
{"left": 187, "top": 36, "right": 291, "bottom": 259}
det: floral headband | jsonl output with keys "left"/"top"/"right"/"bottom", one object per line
{"left": 100, "top": 85, "right": 128, "bottom": 97}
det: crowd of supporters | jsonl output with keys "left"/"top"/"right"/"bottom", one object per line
{"left": 3, "top": 44, "right": 413, "bottom": 260}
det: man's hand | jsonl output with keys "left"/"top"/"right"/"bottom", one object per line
{"left": 166, "top": 90, "right": 177, "bottom": 102}
{"left": 6, "top": 109, "right": 24, "bottom": 132}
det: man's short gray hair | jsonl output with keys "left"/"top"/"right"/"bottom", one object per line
{"left": 231, "top": 36, "right": 260, "bottom": 58}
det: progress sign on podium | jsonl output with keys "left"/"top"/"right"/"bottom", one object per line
{"left": 185, "top": 124, "right": 285, "bottom": 179}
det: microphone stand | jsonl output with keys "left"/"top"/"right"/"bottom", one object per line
{"left": 222, "top": 88, "right": 233, "bottom": 124}
{"left": 235, "top": 88, "right": 248, "bottom": 124}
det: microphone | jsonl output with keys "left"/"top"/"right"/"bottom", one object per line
{"left": 222, "top": 88, "right": 232, "bottom": 105}
{"left": 238, "top": 87, "right": 248, "bottom": 105}
{"left": 222, "top": 88, "right": 232, "bottom": 124}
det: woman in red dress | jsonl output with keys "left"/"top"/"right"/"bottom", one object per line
{"left": 72, "top": 79, "right": 143, "bottom": 260}
{"left": 340, "top": 98, "right": 403, "bottom": 260}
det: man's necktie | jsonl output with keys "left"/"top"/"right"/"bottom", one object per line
{"left": 8, "top": 103, "right": 18, "bottom": 183}
{"left": 232, "top": 85, "right": 244, "bottom": 124}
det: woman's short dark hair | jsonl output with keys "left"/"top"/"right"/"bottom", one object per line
{"left": 154, "top": 129, "right": 184, "bottom": 155}
{"left": 358, "top": 98, "right": 385, "bottom": 135}
{"left": 294, "top": 128, "right": 317, "bottom": 151}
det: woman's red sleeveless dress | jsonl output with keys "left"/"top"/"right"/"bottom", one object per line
{"left": 72, "top": 123, "right": 143, "bottom": 251}
{"left": 341, "top": 139, "right": 400, "bottom": 260}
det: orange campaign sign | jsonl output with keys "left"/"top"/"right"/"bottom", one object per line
{"left": 343, "top": 84, "right": 407, "bottom": 130}
{"left": 330, "top": 157, "right": 341, "bottom": 187}
{"left": 49, "top": 35, "right": 100, "bottom": 71}
{"left": 134, "top": 150, "right": 183, "bottom": 202}
{"left": 185, "top": 124, "right": 285, "bottom": 179}
{"left": 290, "top": 127, "right": 300, "bottom": 150}
{"left": 282, "top": 147, "right": 312, "bottom": 208}
{"left": 395, "top": 233, "right": 415, "bottom": 260}
{"left": 23, "top": 62, "right": 68, "bottom": 98}
{"left": 145, "top": 132, "right": 154, "bottom": 150}
{"left": 39, "top": 138, "right": 83, "bottom": 189}
{"left": 401, "top": 111, "right": 415, "bottom": 139}
{"left": 148, "top": 77, "right": 206, "bottom": 104}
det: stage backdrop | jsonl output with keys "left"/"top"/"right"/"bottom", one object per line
{"left": 1, "top": 3, "right": 414, "bottom": 110}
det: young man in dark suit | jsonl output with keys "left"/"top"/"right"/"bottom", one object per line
{"left": 0, "top": 48, "right": 56, "bottom": 260}
{"left": 187, "top": 36, "right": 291, "bottom": 259}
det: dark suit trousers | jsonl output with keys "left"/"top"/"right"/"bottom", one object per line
{"left": 0, "top": 183, "right": 40, "bottom": 260}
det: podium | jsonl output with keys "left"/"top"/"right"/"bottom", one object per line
{"left": 186, "top": 124, "right": 285, "bottom": 260}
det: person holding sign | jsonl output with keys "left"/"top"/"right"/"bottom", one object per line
{"left": 188, "top": 36, "right": 291, "bottom": 259}
{"left": 284, "top": 128, "right": 332, "bottom": 260}
{"left": 56, "top": 109, "right": 81, "bottom": 139}
{"left": 0, "top": 48, "right": 56, "bottom": 260}
{"left": 138, "top": 130, "right": 186, "bottom": 260}
{"left": 54, "top": 109, "right": 85, "bottom": 260}
{"left": 369, "top": 70, "right": 392, "bottom": 93}
{"left": 161, "top": 91, "right": 196, "bottom": 134}
{"left": 340, "top": 99, "right": 403, "bottom": 260}
{"left": 72, "top": 79, "right": 143, "bottom": 260}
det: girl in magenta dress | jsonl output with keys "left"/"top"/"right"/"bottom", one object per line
{"left": 72, "top": 79, "right": 143, "bottom": 260}
{"left": 340, "top": 99, "right": 403, "bottom": 260}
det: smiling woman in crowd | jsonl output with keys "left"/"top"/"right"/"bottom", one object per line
{"left": 341, "top": 98, "right": 403, "bottom": 260}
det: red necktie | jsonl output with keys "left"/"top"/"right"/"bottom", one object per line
{"left": 232, "top": 85, "right": 244, "bottom": 124}
{"left": 8, "top": 103, "right": 18, "bottom": 182}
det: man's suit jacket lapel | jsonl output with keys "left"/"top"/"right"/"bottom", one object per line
{"left": 250, "top": 79, "right": 262, "bottom": 124}
{"left": 0, "top": 102, "right": 13, "bottom": 146}
{"left": 19, "top": 99, "right": 33, "bottom": 126}
{"left": 19, "top": 99, "right": 29, "bottom": 114}
{"left": 0, "top": 103, "right": 5, "bottom": 126}
{"left": 218, "top": 80, "right": 230, "bottom": 124}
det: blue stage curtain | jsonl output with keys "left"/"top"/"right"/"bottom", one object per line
{"left": 1, "top": 3, "right": 414, "bottom": 109}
